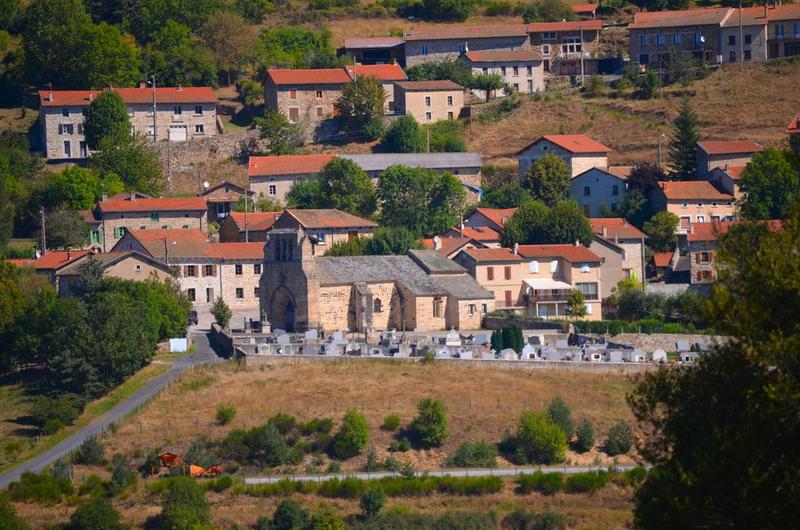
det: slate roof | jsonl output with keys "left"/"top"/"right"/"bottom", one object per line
{"left": 340, "top": 152, "right": 481, "bottom": 172}
{"left": 432, "top": 274, "right": 494, "bottom": 300}
{"left": 404, "top": 25, "right": 529, "bottom": 41}
{"left": 408, "top": 249, "right": 466, "bottom": 274}
{"left": 284, "top": 209, "right": 378, "bottom": 229}
{"left": 343, "top": 37, "right": 405, "bottom": 49}
{"left": 39, "top": 87, "right": 217, "bottom": 107}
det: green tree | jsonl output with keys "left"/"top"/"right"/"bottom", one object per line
{"left": 503, "top": 200, "right": 593, "bottom": 247}
{"left": 426, "top": 119, "right": 467, "bottom": 152}
{"left": 337, "top": 75, "right": 386, "bottom": 138}
{"left": 160, "top": 476, "right": 210, "bottom": 530}
{"left": 270, "top": 498, "right": 308, "bottom": 530}
{"left": 199, "top": 11, "right": 256, "bottom": 85}
{"left": 257, "top": 110, "right": 301, "bottom": 155}
{"left": 248, "top": 423, "right": 289, "bottom": 466}
{"left": 668, "top": 97, "right": 700, "bottom": 179}
{"left": 256, "top": 27, "right": 338, "bottom": 70}
{"left": 738, "top": 148, "right": 800, "bottom": 220}
{"left": 566, "top": 289, "right": 587, "bottom": 319}
{"left": 0, "top": 493, "right": 28, "bottom": 530}
{"left": 380, "top": 115, "right": 425, "bottom": 153}
{"left": 629, "top": 213, "right": 800, "bottom": 528}
{"left": 480, "top": 183, "right": 533, "bottom": 208}
{"left": 490, "top": 329, "right": 504, "bottom": 352}
{"left": 504, "top": 323, "right": 524, "bottom": 353}
{"left": 574, "top": 419, "right": 595, "bottom": 453}
{"left": 546, "top": 397, "right": 573, "bottom": 438}
{"left": 141, "top": 20, "right": 218, "bottom": 87}
{"left": 360, "top": 487, "right": 386, "bottom": 518}
{"left": 522, "top": 0, "right": 574, "bottom": 22}
{"left": 365, "top": 227, "right": 423, "bottom": 255}
{"left": 286, "top": 178, "right": 323, "bottom": 209}
{"left": 0, "top": 156, "right": 15, "bottom": 248}
{"left": 422, "top": 0, "right": 479, "bottom": 21}
{"left": 42, "top": 207, "right": 89, "bottom": 250}
{"left": 84, "top": 91, "right": 131, "bottom": 151}
{"left": 582, "top": 75, "right": 605, "bottom": 98}
{"left": 0, "top": 0, "right": 21, "bottom": 31}
{"left": 211, "top": 295, "right": 232, "bottom": 328}
{"left": 331, "top": 409, "right": 369, "bottom": 459}
{"left": 637, "top": 71, "right": 660, "bottom": 100}
{"left": 317, "top": 158, "right": 377, "bottom": 218}
{"left": 405, "top": 59, "right": 473, "bottom": 87}
{"left": 411, "top": 397, "right": 447, "bottom": 448}
{"left": 90, "top": 135, "right": 164, "bottom": 195}
{"left": 515, "top": 412, "right": 567, "bottom": 464}
{"left": 471, "top": 72, "right": 506, "bottom": 102}
{"left": 48, "top": 167, "right": 123, "bottom": 210}
{"left": 235, "top": 0, "right": 275, "bottom": 23}
{"left": 522, "top": 154, "right": 571, "bottom": 207}
{"left": 324, "top": 237, "right": 369, "bottom": 256}
{"left": 72, "top": 257, "right": 106, "bottom": 299}
{"left": 643, "top": 211, "right": 679, "bottom": 252}
{"left": 604, "top": 420, "right": 632, "bottom": 456}
{"left": 618, "top": 189, "right": 650, "bottom": 228}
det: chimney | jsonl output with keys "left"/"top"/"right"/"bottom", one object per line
{"left": 139, "top": 80, "right": 146, "bottom": 88}
{"left": 463, "top": 41, "right": 469, "bottom": 53}
{"left": 101, "top": 193, "right": 108, "bottom": 201}
{"left": 574, "top": 240, "right": 580, "bottom": 247}
{"left": 513, "top": 243, "right": 519, "bottom": 255}
{"left": 48, "top": 87, "right": 53, "bottom": 102}
{"left": 177, "top": 84, "right": 183, "bottom": 92}
{"left": 602, "top": 226, "right": 607, "bottom": 238}
{"left": 130, "top": 191, "right": 136, "bottom": 201}
{"left": 433, "top": 235, "right": 442, "bottom": 250}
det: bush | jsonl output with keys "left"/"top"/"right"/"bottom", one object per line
{"left": 565, "top": 471, "right": 610, "bottom": 494}
{"left": 388, "top": 437, "right": 411, "bottom": 452}
{"left": 268, "top": 412, "right": 297, "bottom": 435}
{"left": 410, "top": 397, "right": 447, "bottom": 448}
{"left": 515, "top": 412, "right": 567, "bottom": 464}
{"left": 360, "top": 487, "right": 386, "bottom": 518}
{"left": 73, "top": 437, "right": 106, "bottom": 466}
{"left": 446, "top": 440, "right": 498, "bottom": 468}
{"left": 503, "top": 508, "right": 567, "bottom": 530}
{"left": 215, "top": 404, "right": 237, "bottom": 426}
{"left": 331, "top": 410, "right": 369, "bottom": 460}
{"left": 574, "top": 419, "right": 595, "bottom": 453}
{"left": 605, "top": 420, "right": 633, "bottom": 456}
{"left": 582, "top": 75, "right": 605, "bottom": 98}
{"left": 271, "top": 498, "right": 308, "bottom": 530}
{"left": 67, "top": 497, "right": 123, "bottom": 530}
{"left": 160, "top": 476, "right": 210, "bottom": 530}
{"left": 8, "top": 472, "right": 72, "bottom": 504}
{"left": 299, "top": 417, "right": 334, "bottom": 435}
{"left": 381, "top": 414, "right": 401, "bottom": 432}
{"left": 0, "top": 494, "right": 29, "bottom": 530}
{"left": 78, "top": 475, "right": 106, "bottom": 497}
{"left": 515, "top": 471, "right": 563, "bottom": 495}
{"left": 204, "top": 474, "right": 233, "bottom": 493}
{"left": 380, "top": 115, "right": 424, "bottom": 153}
{"left": 546, "top": 397, "right": 573, "bottom": 439}
{"left": 31, "top": 393, "right": 82, "bottom": 431}
{"left": 618, "top": 466, "right": 648, "bottom": 487}
{"left": 108, "top": 454, "right": 136, "bottom": 496}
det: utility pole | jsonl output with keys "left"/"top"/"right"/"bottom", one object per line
{"left": 150, "top": 75, "right": 157, "bottom": 144}
{"left": 166, "top": 128, "right": 172, "bottom": 192}
{"left": 657, "top": 132, "right": 665, "bottom": 170}
{"left": 426, "top": 129, "right": 430, "bottom": 153}
{"left": 39, "top": 207, "right": 46, "bottom": 255}
{"left": 738, "top": 1, "right": 744, "bottom": 64}
{"left": 580, "top": 25, "right": 585, "bottom": 86}
{"left": 244, "top": 190, "right": 249, "bottom": 243}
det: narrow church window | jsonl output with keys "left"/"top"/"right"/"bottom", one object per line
{"left": 373, "top": 299, "right": 382, "bottom": 313}
{"left": 433, "top": 296, "right": 443, "bottom": 318}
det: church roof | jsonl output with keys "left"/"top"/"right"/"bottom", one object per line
{"left": 408, "top": 249, "right": 466, "bottom": 274}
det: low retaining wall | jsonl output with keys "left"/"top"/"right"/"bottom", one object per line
{"left": 483, "top": 317, "right": 567, "bottom": 331}
{"left": 611, "top": 333, "right": 727, "bottom": 353}
{"left": 209, "top": 324, "right": 235, "bottom": 356}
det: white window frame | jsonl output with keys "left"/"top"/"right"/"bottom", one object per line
{"left": 550, "top": 259, "right": 558, "bottom": 273}
{"left": 529, "top": 260, "right": 539, "bottom": 273}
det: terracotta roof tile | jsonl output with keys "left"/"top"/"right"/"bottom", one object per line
{"left": 658, "top": 181, "right": 734, "bottom": 201}
{"left": 39, "top": 87, "right": 216, "bottom": 107}
{"left": 770, "top": 3, "right": 800, "bottom": 21}
{"left": 713, "top": 164, "right": 746, "bottom": 180}
{"left": 721, "top": 6, "right": 769, "bottom": 26}
{"left": 571, "top": 3, "right": 598, "bottom": 13}
{"left": 248, "top": 154, "right": 336, "bottom": 177}
{"left": 345, "top": 64, "right": 407, "bottom": 81}
{"left": 528, "top": 20, "right": 603, "bottom": 32}
{"left": 394, "top": 80, "right": 464, "bottom": 91}
{"left": 473, "top": 207, "right": 517, "bottom": 230}
{"left": 607, "top": 165, "right": 633, "bottom": 179}
{"left": 461, "top": 247, "right": 522, "bottom": 262}
{"left": 208, "top": 242, "right": 264, "bottom": 260}
{"left": 122, "top": 228, "right": 218, "bottom": 260}
{"left": 266, "top": 68, "right": 351, "bottom": 85}
{"left": 590, "top": 218, "right": 647, "bottom": 239}
{"left": 228, "top": 211, "right": 282, "bottom": 232}
{"left": 687, "top": 219, "right": 783, "bottom": 241}
{"left": 97, "top": 196, "right": 207, "bottom": 213}
{"left": 697, "top": 140, "right": 762, "bottom": 155}
{"left": 7, "top": 258, "right": 35, "bottom": 267}
{"left": 285, "top": 209, "right": 377, "bottom": 229}
{"left": 422, "top": 236, "right": 475, "bottom": 256}
{"left": 464, "top": 50, "right": 543, "bottom": 62}
{"left": 787, "top": 112, "right": 800, "bottom": 134}
{"left": 34, "top": 250, "right": 92, "bottom": 270}
{"left": 404, "top": 24, "right": 529, "bottom": 41}
{"left": 517, "top": 244, "right": 601, "bottom": 262}
{"left": 628, "top": 7, "right": 732, "bottom": 29}
{"left": 517, "top": 134, "right": 613, "bottom": 155}
{"left": 446, "top": 226, "right": 502, "bottom": 241}
{"left": 652, "top": 252, "right": 673, "bottom": 267}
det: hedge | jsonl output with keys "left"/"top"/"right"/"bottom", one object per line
{"left": 572, "top": 319, "right": 712, "bottom": 335}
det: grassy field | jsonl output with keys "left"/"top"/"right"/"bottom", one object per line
{"left": 104, "top": 359, "right": 636, "bottom": 473}
{"left": 469, "top": 59, "right": 800, "bottom": 168}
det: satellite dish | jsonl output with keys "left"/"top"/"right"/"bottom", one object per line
{"left": 203, "top": 181, "right": 210, "bottom": 189}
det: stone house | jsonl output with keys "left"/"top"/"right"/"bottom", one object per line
{"left": 259, "top": 226, "right": 494, "bottom": 332}
{"left": 249, "top": 154, "right": 336, "bottom": 203}
{"left": 443, "top": 207, "right": 517, "bottom": 248}
{"left": 570, "top": 167, "right": 627, "bottom": 217}
{"left": 110, "top": 228, "right": 264, "bottom": 309}
{"left": 767, "top": 4, "right": 800, "bottom": 59}
{"left": 455, "top": 243, "right": 604, "bottom": 320}
{"left": 719, "top": 6, "right": 769, "bottom": 63}
{"left": 393, "top": 80, "right": 466, "bottom": 123}
{"left": 271, "top": 209, "right": 377, "bottom": 248}
{"left": 587, "top": 236, "right": 625, "bottom": 299}
{"left": 200, "top": 181, "right": 254, "bottom": 223}
{"left": 219, "top": 211, "right": 282, "bottom": 243}
{"left": 263, "top": 64, "right": 406, "bottom": 124}
{"left": 462, "top": 50, "right": 545, "bottom": 97}
{"left": 651, "top": 181, "right": 736, "bottom": 231}
{"left": 517, "top": 134, "right": 613, "bottom": 177}
{"left": 403, "top": 24, "right": 531, "bottom": 67}
{"left": 93, "top": 194, "right": 208, "bottom": 252}
{"left": 38, "top": 86, "right": 218, "bottom": 160}
{"left": 421, "top": 236, "right": 483, "bottom": 258}
{"left": 342, "top": 37, "right": 406, "bottom": 67}
{"left": 589, "top": 218, "right": 647, "bottom": 289}
{"left": 33, "top": 250, "right": 93, "bottom": 285}
{"left": 528, "top": 20, "right": 603, "bottom": 75}
{"left": 54, "top": 251, "right": 175, "bottom": 297}
{"left": 696, "top": 140, "right": 761, "bottom": 177}
{"left": 706, "top": 165, "right": 745, "bottom": 206}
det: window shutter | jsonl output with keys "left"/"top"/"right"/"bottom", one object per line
{"left": 181, "top": 266, "right": 187, "bottom": 277}
{"left": 212, "top": 264, "right": 217, "bottom": 276}
{"left": 530, "top": 260, "right": 539, "bottom": 273}
{"left": 695, "top": 252, "right": 701, "bottom": 263}
{"left": 550, "top": 260, "right": 558, "bottom": 273}
{"left": 58, "top": 124, "right": 63, "bottom": 134}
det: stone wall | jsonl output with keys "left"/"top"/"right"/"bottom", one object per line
{"left": 612, "top": 332, "right": 727, "bottom": 353}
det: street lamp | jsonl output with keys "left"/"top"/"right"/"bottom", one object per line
{"left": 657, "top": 132, "right": 666, "bottom": 170}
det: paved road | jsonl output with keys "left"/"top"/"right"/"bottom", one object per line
{"left": 0, "top": 332, "right": 223, "bottom": 490}
{"left": 244, "top": 464, "right": 643, "bottom": 484}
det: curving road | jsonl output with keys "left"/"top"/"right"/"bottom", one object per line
{"left": 0, "top": 332, "right": 223, "bottom": 490}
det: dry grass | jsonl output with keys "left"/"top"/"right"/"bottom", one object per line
{"left": 105, "top": 359, "right": 636, "bottom": 472}
{"left": 469, "top": 59, "right": 800, "bottom": 167}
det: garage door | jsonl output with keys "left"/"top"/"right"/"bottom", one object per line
{"left": 169, "top": 126, "right": 187, "bottom": 142}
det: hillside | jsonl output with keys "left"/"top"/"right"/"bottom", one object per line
{"left": 469, "top": 59, "right": 800, "bottom": 168}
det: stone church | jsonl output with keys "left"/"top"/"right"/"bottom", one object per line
{"left": 259, "top": 227, "right": 495, "bottom": 333}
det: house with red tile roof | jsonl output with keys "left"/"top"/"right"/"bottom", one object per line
{"left": 462, "top": 49, "right": 545, "bottom": 97}
{"left": 707, "top": 164, "right": 746, "bottom": 202}
{"left": 264, "top": 64, "right": 406, "bottom": 125}
{"left": 651, "top": 181, "right": 736, "bottom": 231}
{"left": 569, "top": 167, "right": 628, "bottom": 218}
{"left": 393, "top": 80, "right": 466, "bottom": 123}
{"left": 93, "top": 193, "right": 208, "bottom": 252}
{"left": 54, "top": 251, "right": 175, "bottom": 297}
{"left": 588, "top": 218, "right": 647, "bottom": 295}
{"left": 199, "top": 181, "right": 254, "bottom": 223}
{"left": 403, "top": 25, "right": 531, "bottom": 67}
{"left": 33, "top": 250, "right": 93, "bottom": 284}
{"left": 421, "top": 236, "right": 482, "bottom": 258}
{"left": 219, "top": 211, "right": 283, "bottom": 243}
{"left": 111, "top": 228, "right": 265, "bottom": 309}
{"left": 271, "top": 209, "right": 377, "bottom": 248}
{"left": 571, "top": 3, "right": 597, "bottom": 18}
{"left": 38, "top": 86, "right": 218, "bottom": 160}
{"left": 454, "top": 242, "right": 603, "bottom": 319}
{"left": 696, "top": 140, "right": 761, "bottom": 177}
{"left": 517, "top": 134, "right": 613, "bottom": 177}
{"left": 528, "top": 20, "right": 604, "bottom": 76}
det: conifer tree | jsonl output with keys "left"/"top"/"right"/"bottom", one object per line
{"left": 668, "top": 97, "right": 700, "bottom": 179}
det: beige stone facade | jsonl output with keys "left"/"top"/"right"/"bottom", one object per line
{"left": 463, "top": 50, "right": 545, "bottom": 97}
{"left": 394, "top": 81, "right": 465, "bottom": 123}
{"left": 55, "top": 252, "right": 175, "bottom": 297}
{"left": 517, "top": 135, "right": 611, "bottom": 178}
{"left": 38, "top": 87, "right": 218, "bottom": 160}
{"left": 528, "top": 21, "right": 602, "bottom": 76}
{"left": 403, "top": 27, "right": 531, "bottom": 67}
{"left": 651, "top": 181, "right": 736, "bottom": 230}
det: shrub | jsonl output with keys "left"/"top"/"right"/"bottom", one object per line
{"left": 204, "top": 475, "right": 233, "bottom": 492}
{"left": 160, "top": 476, "right": 210, "bottom": 530}
{"left": 515, "top": 412, "right": 567, "bottom": 464}
{"left": 8, "top": 472, "right": 72, "bottom": 504}
{"left": 388, "top": 437, "right": 411, "bottom": 452}
{"left": 215, "top": 404, "right": 237, "bottom": 426}
{"left": 248, "top": 423, "right": 290, "bottom": 466}
{"left": 582, "top": 75, "right": 605, "bottom": 98}
{"left": 381, "top": 414, "right": 401, "bottom": 431}
{"left": 73, "top": 437, "right": 106, "bottom": 466}
{"left": 299, "top": 417, "right": 334, "bottom": 435}
{"left": 32, "top": 393, "right": 82, "bottom": 431}
{"left": 0, "top": 494, "right": 29, "bottom": 530}
{"left": 326, "top": 461, "right": 342, "bottom": 473}
{"left": 271, "top": 498, "right": 308, "bottom": 530}
{"left": 574, "top": 419, "right": 595, "bottom": 453}
{"left": 77, "top": 475, "right": 106, "bottom": 497}
{"left": 515, "top": 471, "right": 563, "bottom": 495}
{"left": 565, "top": 471, "right": 610, "bottom": 494}
{"left": 546, "top": 397, "right": 573, "bottom": 438}
{"left": 621, "top": 466, "right": 648, "bottom": 487}
{"left": 331, "top": 410, "right": 369, "bottom": 459}
{"left": 410, "top": 397, "right": 447, "bottom": 448}
{"left": 67, "top": 497, "right": 123, "bottom": 530}
{"left": 446, "top": 440, "right": 498, "bottom": 468}
{"left": 211, "top": 295, "right": 232, "bottom": 328}
{"left": 268, "top": 412, "right": 297, "bottom": 435}
{"left": 605, "top": 420, "right": 633, "bottom": 456}
{"left": 503, "top": 508, "right": 567, "bottom": 530}
{"left": 107, "top": 454, "right": 136, "bottom": 496}
{"left": 360, "top": 486, "right": 386, "bottom": 518}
